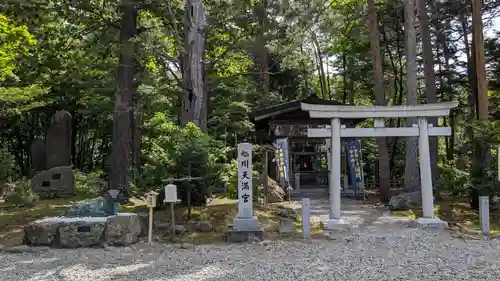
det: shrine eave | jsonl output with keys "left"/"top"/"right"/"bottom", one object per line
{"left": 251, "top": 95, "right": 343, "bottom": 122}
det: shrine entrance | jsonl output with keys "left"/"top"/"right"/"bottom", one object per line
{"left": 302, "top": 101, "right": 458, "bottom": 230}
{"left": 252, "top": 95, "right": 365, "bottom": 195}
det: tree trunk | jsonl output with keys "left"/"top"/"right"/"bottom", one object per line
{"left": 312, "top": 33, "right": 327, "bottom": 99}
{"left": 109, "top": 3, "right": 137, "bottom": 192}
{"left": 403, "top": 0, "right": 420, "bottom": 192}
{"left": 435, "top": 4, "right": 454, "bottom": 162}
{"left": 342, "top": 53, "right": 348, "bottom": 104}
{"left": 181, "top": 0, "right": 207, "bottom": 131}
{"left": 417, "top": 0, "right": 439, "bottom": 195}
{"left": 367, "top": 0, "right": 391, "bottom": 202}
{"left": 472, "top": 0, "right": 489, "bottom": 121}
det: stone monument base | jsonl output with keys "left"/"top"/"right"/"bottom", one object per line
{"left": 413, "top": 217, "right": 448, "bottom": 230}
{"left": 322, "top": 218, "right": 349, "bottom": 231}
{"left": 226, "top": 216, "right": 264, "bottom": 242}
{"left": 23, "top": 213, "right": 142, "bottom": 248}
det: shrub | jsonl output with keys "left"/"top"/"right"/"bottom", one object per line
{"left": 74, "top": 171, "right": 106, "bottom": 198}
{"left": 140, "top": 113, "right": 226, "bottom": 206}
{"left": 5, "top": 180, "right": 39, "bottom": 207}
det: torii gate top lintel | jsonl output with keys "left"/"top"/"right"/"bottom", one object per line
{"left": 300, "top": 101, "right": 459, "bottom": 119}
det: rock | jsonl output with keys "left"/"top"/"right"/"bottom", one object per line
{"left": 279, "top": 218, "right": 294, "bottom": 234}
{"left": 136, "top": 212, "right": 149, "bottom": 237}
{"left": 65, "top": 196, "right": 114, "bottom": 217}
{"left": 31, "top": 166, "right": 75, "bottom": 199}
{"left": 188, "top": 221, "right": 213, "bottom": 233}
{"left": 389, "top": 191, "right": 423, "bottom": 211}
{"left": 58, "top": 219, "right": 107, "bottom": 248}
{"left": 2, "top": 245, "right": 49, "bottom": 254}
{"left": 105, "top": 213, "right": 142, "bottom": 246}
{"left": 23, "top": 219, "right": 62, "bottom": 246}
{"left": 265, "top": 177, "right": 286, "bottom": 203}
{"left": 156, "top": 223, "right": 186, "bottom": 235}
{"left": 276, "top": 207, "right": 298, "bottom": 219}
{"left": 260, "top": 240, "right": 272, "bottom": 246}
{"left": 175, "top": 243, "right": 194, "bottom": 249}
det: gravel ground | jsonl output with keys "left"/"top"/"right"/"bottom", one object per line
{"left": 1, "top": 228, "right": 500, "bottom": 281}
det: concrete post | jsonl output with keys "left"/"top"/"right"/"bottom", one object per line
{"left": 330, "top": 118, "right": 342, "bottom": 219}
{"left": 479, "top": 196, "right": 490, "bottom": 236}
{"left": 417, "top": 117, "right": 434, "bottom": 218}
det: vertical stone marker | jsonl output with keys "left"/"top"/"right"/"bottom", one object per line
{"left": 46, "top": 110, "right": 72, "bottom": 169}
{"left": 227, "top": 142, "right": 264, "bottom": 242}
{"left": 30, "top": 139, "right": 46, "bottom": 175}
{"left": 237, "top": 143, "right": 253, "bottom": 218}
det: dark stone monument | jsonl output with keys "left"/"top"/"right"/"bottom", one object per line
{"left": 45, "top": 110, "right": 72, "bottom": 169}
{"left": 31, "top": 166, "right": 75, "bottom": 198}
{"left": 30, "top": 110, "right": 75, "bottom": 198}
{"left": 30, "top": 139, "right": 46, "bottom": 175}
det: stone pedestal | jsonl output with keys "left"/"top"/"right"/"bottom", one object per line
{"left": 413, "top": 217, "right": 448, "bottom": 230}
{"left": 24, "top": 213, "right": 143, "bottom": 248}
{"left": 227, "top": 217, "right": 264, "bottom": 242}
{"left": 233, "top": 216, "right": 259, "bottom": 230}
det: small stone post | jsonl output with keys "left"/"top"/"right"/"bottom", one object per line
{"left": 479, "top": 196, "right": 490, "bottom": 236}
{"left": 302, "top": 198, "right": 311, "bottom": 240}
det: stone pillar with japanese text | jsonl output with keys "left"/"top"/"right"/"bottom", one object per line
{"left": 233, "top": 142, "right": 260, "bottom": 230}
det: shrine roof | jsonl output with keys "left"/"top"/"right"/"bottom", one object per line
{"left": 251, "top": 95, "right": 343, "bottom": 122}
{"left": 251, "top": 95, "right": 366, "bottom": 130}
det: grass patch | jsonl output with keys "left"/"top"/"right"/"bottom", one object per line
{"left": 0, "top": 196, "right": 323, "bottom": 246}
{"left": 391, "top": 196, "right": 500, "bottom": 235}
{"left": 0, "top": 197, "right": 87, "bottom": 246}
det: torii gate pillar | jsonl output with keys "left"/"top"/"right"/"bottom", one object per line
{"left": 303, "top": 101, "right": 458, "bottom": 231}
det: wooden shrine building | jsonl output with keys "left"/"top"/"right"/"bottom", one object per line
{"left": 251, "top": 95, "right": 364, "bottom": 196}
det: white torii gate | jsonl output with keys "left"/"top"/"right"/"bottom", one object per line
{"left": 302, "top": 101, "right": 459, "bottom": 230}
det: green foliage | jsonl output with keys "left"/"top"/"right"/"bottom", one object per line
{"left": 438, "top": 162, "right": 471, "bottom": 196}
{"left": 74, "top": 170, "right": 106, "bottom": 198}
{"left": 0, "top": 14, "right": 36, "bottom": 81}
{"left": 0, "top": 146, "right": 15, "bottom": 184}
{"left": 5, "top": 180, "right": 39, "bottom": 207}
{"left": 141, "top": 113, "right": 225, "bottom": 204}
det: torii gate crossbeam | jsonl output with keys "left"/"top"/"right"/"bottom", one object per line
{"left": 302, "top": 101, "right": 458, "bottom": 231}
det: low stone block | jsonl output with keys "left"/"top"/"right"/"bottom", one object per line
{"left": 188, "top": 221, "right": 214, "bottom": 233}
{"left": 278, "top": 218, "right": 294, "bottom": 234}
{"left": 413, "top": 217, "right": 448, "bottom": 230}
{"left": 58, "top": 218, "right": 107, "bottom": 248}
{"left": 322, "top": 218, "right": 350, "bottom": 232}
{"left": 105, "top": 213, "right": 142, "bottom": 246}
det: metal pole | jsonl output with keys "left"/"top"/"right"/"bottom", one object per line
{"left": 170, "top": 202, "right": 176, "bottom": 237}
{"left": 263, "top": 150, "right": 269, "bottom": 209}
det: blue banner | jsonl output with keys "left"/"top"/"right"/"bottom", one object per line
{"left": 345, "top": 139, "right": 363, "bottom": 185}
{"left": 275, "top": 138, "right": 289, "bottom": 183}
